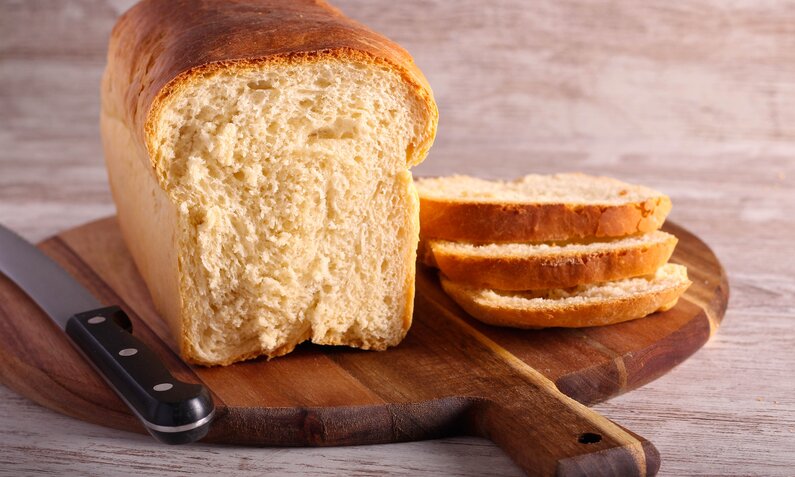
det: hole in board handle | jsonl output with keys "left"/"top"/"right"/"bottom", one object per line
{"left": 578, "top": 432, "right": 602, "bottom": 444}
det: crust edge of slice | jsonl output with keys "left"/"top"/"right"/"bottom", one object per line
{"left": 440, "top": 264, "right": 692, "bottom": 329}
{"left": 419, "top": 196, "right": 672, "bottom": 243}
{"left": 423, "top": 232, "right": 678, "bottom": 290}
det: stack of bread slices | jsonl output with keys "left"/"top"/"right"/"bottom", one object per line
{"left": 415, "top": 173, "right": 692, "bottom": 328}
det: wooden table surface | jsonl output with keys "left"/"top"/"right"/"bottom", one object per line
{"left": 1, "top": 1, "right": 793, "bottom": 475}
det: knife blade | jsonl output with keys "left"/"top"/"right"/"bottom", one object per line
{"left": 0, "top": 224, "right": 214, "bottom": 444}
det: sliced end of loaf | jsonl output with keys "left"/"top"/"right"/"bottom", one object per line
{"left": 148, "top": 57, "right": 433, "bottom": 365}
{"left": 441, "top": 263, "right": 692, "bottom": 329}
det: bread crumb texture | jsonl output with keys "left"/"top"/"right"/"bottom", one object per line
{"left": 428, "top": 230, "right": 674, "bottom": 258}
{"left": 416, "top": 173, "right": 664, "bottom": 205}
{"left": 151, "top": 60, "right": 428, "bottom": 364}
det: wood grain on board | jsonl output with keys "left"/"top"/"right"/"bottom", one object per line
{"left": 0, "top": 217, "right": 727, "bottom": 475}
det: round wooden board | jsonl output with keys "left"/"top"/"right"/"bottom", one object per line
{"left": 0, "top": 217, "right": 727, "bottom": 451}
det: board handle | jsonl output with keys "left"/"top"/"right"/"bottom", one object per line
{"left": 471, "top": 381, "right": 660, "bottom": 476}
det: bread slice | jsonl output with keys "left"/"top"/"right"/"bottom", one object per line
{"left": 440, "top": 263, "right": 691, "bottom": 329}
{"left": 416, "top": 173, "right": 672, "bottom": 243}
{"left": 100, "top": 0, "right": 438, "bottom": 365}
{"left": 422, "top": 231, "right": 678, "bottom": 290}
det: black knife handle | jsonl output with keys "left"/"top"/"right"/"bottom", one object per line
{"left": 65, "top": 306, "right": 214, "bottom": 444}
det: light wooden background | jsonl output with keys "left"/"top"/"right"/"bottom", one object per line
{"left": 1, "top": 0, "right": 794, "bottom": 475}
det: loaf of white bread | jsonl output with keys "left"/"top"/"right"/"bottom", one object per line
{"left": 416, "top": 174, "right": 691, "bottom": 328}
{"left": 100, "top": 0, "right": 437, "bottom": 365}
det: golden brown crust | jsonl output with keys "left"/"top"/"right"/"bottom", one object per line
{"left": 107, "top": 0, "right": 437, "bottom": 168}
{"left": 441, "top": 277, "right": 691, "bottom": 329}
{"left": 102, "top": 0, "right": 436, "bottom": 364}
{"left": 423, "top": 234, "right": 678, "bottom": 290}
{"left": 398, "top": 177, "right": 420, "bottom": 339}
{"left": 419, "top": 196, "right": 672, "bottom": 243}
{"left": 100, "top": 93, "right": 185, "bottom": 352}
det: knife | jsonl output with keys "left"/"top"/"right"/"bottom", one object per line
{"left": 0, "top": 224, "right": 214, "bottom": 444}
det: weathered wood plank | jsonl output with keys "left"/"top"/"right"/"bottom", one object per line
{"left": 0, "top": 0, "right": 793, "bottom": 476}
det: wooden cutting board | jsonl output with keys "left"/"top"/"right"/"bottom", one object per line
{"left": 0, "top": 217, "right": 727, "bottom": 476}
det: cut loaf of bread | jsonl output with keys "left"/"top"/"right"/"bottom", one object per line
{"left": 422, "top": 231, "right": 678, "bottom": 290}
{"left": 416, "top": 173, "right": 672, "bottom": 243}
{"left": 100, "top": 0, "right": 437, "bottom": 365}
{"left": 440, "top": 263, "right": 691, "bottom": 329}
